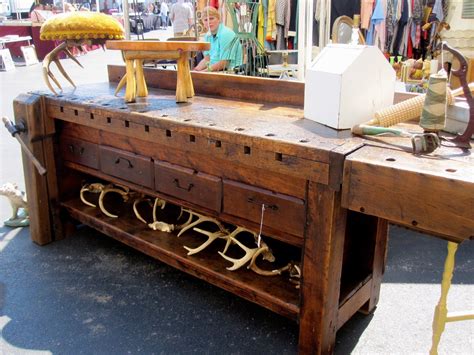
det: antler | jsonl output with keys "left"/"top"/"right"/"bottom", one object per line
{"left": 183, "top": 228, "right": 229, "bottom": 256}
{"left": 218, "top": 227, "right": 273, "bottom": 271}
{"left": 133, "top": 196, "right": 176, "bottom": 232}
{"left": 287, "top": 263, "right": 301, "bottom": 289}
{"left": 42, "top": 41, "right": 84, "bottom": 95}
{"left": 147, "top": 197, "right": 176, "bottom": 232}
{"left": 177, "top": 209, "right": 224, "bottom": 237}
{"left": 79, "top": 183, "right": 106, "bottom": 207}
{"left": 247, "top": 242, "right": 278, "bottom": 276}
{"left": 98, "top": 184, "right": 130, "bottom": 218}
{"left": 133, "top": 196, "right": 153, "bottom": 224}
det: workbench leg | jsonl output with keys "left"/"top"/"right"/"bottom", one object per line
{"left": 13, "top": 95, "right": 53, "bottom": 245}
{"left": 360, "top": 218, "right": 389, "bottom": 314}
{"left": 299, "top": 182, "right": 347, "bottom": 354}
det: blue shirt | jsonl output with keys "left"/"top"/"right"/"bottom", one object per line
{"left": 204, "top": 24, "right": 242, "bottom": 69}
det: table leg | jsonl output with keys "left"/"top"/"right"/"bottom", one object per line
{"left": 430, "top": 242, "right": 457, "bottom": 354}
{"left": 299, "top": 182, "right": 347, "bottom": 354}
{"left": 176, "top": 53, "right": 189, "bottom": 103}
{"left": 183, "top": 53, "right": 194, "bottom": 98}
{"left": 124, "top": 59, "right": 136, "bottom": 103}
{"left": 135, "top": 59, "right": 148, "bottom": 97}
{"left": 360, "top": 217, "right": 388, "bottom": 314}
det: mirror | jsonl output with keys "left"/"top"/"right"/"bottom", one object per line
{"left": 331, "top": 16, "right": 365, "bottom": 44}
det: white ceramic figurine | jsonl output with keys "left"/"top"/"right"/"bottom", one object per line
{"left": 0, "top": 182, "right": 29, "bottom": 227}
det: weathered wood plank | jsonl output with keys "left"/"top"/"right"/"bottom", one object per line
{"left": 299, "top": 183, "right": 347, "bottom": 354}
{"left": 63, "top": 198, "right": 300, "bottom": 320}
{"left": 342, "top": 145, "right": 474, "bottom": 243}
{"left": 43, "top": 91, "right": 346, "bottom": 164}
{"left": 40, "top": 96, "right": 65, "bottom": 241}
{"left": 106, "top": 40, "right": 210, "bottom": 52}
{"left": 108, "top": 65, "right": 306, "bottom": 107}
{"left": 13, "top": 94, "right": 53, "bottom": 245}
{"left": 360, "top": 218, "right": 388, "bottom": 314}
{"left": 98, "top": 130, "right": 308, "bottom": 199}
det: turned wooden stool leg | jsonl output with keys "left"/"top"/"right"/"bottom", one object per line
{"left": 135, "top": 59, "right": 148, "bottom": 97}
{"left": 124, "top": 58, "right": 137, "bottom": 103}
{"left": 175, "top": 53, "right": 188, "bottom": 103}
{"left": 430, "top": 241, "right": 474, "bottom": 354}
{"left": 183, "top": 53, "right": 194, "bottom": 98}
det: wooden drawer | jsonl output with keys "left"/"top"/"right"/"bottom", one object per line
{"left": 223, "top": 180, "right": 305, "bottom": 238}
{"left": 59, "top": 136, "right": 99, "bottom": 169}
{"left": 99, "top": 146, "right": 153, "bottom": 188}
{"left": 154, "top": 161, "right": 221, "bottom": 212}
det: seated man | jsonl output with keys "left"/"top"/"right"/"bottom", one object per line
{"left": 194, "top": 6, "right": 242, "bottom": 72}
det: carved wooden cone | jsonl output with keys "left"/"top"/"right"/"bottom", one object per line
{"left": 176, "top": 53, "right": 189, "bottom": 103}
{"left": 135, "top": 59, "right": 148, "bottom": 97}
{"left": 183, "top": 53, "right": 194, "bottom": 98}
{"left": 124, "top": 59, "right": 136, "bottom": 103}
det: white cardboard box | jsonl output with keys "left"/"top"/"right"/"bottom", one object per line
{"left": 304, "top": 44, "right": 396, "bottom": 130}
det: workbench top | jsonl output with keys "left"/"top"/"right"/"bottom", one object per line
{"left": 32, "top": 82, "right": 362, "bottom": 159}
{"left": 30, "top": 78, "right": 473, "bottom": 243}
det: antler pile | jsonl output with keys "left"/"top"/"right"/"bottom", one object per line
{"left": 78, "top": 182, "right": 301, "bottom": 287}
{"left": 80, "top": 182, "right": 132, "bottom": 218}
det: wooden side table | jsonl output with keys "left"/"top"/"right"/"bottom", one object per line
{"left": 106, "top": 40, "right": 210, "bottom": 103}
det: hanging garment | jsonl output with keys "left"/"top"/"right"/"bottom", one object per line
{"left": 366, "top": 0, "right": 386, "bottom": 50}
{"left": 430, "top": 0, "right": 444, "bottom": 44}
{"left": 276, "top": 0, "right": 290, "bottom": 35}
{"left": 385, "top": 0, "right": 396, "bottom": 53}
{"left": 391, "top": 0, "right": 409, "bottom": 56}
{"left": 361, "top": 0, "right": 375, "bottom": 30}
{"left": 275, "top": 0, "right": 291, "bottom": 44}
{"left": 432, "top": 0, "right": 444, "bottom": 21}
{"left": 410, "top": 0, "right": 422, "bottom": 50}
{"left": 289, "top": 0, "right": 297, "bottom": 31}
{"left": 398, "top": 0, "right": 412, "bottom": 57}
{"left": 276, "top": 24, "right": 286, "bottom": 49}
{"left": 266, "top": 0, "right": 277, "bottom": 41}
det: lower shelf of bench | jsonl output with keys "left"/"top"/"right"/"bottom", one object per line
{"left": 62, "top": 198, "right": 375, "bottom": 327}
{"left": 62, "top": 198, "right": 300, "bottom": 320}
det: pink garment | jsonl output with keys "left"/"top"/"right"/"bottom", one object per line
{"left": 361, "top": 0, "right": 375, "bottom": 30}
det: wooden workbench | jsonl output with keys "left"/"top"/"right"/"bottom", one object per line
{"left": 13, "top": 67, "right": 473, "bottom": 354}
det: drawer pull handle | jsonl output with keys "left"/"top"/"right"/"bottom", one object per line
{"left": 115, "top": 157, "right": 133, "bottom": 168}
{"left": 174, "top": 179, "right": 194, "bottom": 192}
{"left": 68, "top": 145, "right": 84, "bottom": 155}
{"left": 247, "top": 197, "right": 278, "bottom": 211}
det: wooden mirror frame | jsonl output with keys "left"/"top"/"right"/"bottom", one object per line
{"left": 331, "top": 15, "right": 366, "bottom": 45}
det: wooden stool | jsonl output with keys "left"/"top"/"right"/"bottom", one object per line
{"left": 430, "top": 241, "right": 474, "bottom": 354}
{"left": 106, "top": 40, "right": 210, "bottom": 103}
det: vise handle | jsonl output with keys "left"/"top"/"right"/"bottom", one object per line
{"left": 2, "top": 117, "right": 47, "bottom": 176}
